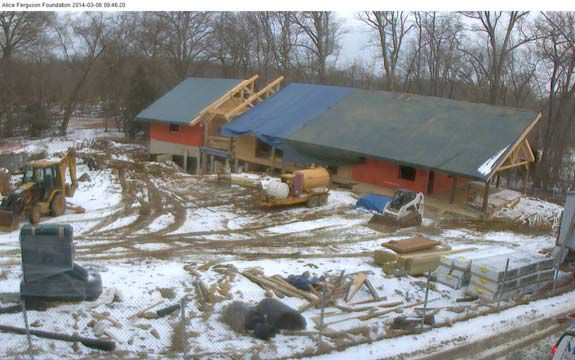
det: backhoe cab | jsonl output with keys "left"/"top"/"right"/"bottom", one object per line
{"left": 0, "top": 149, "right": 78, "bottom": 230}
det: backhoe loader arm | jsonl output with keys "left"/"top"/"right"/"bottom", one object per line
{"left": 59, "top": 149, "right": 78, "bottom": 196}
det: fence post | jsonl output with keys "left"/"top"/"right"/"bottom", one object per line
{"left": 497, "top": 258, "right": 510, "bottom": 308}
{"left": 181, "top": 299, "right": 188, "bottom": 360}
{"left": 420, "top": 271, "right": 431, "bottom": 330}
{"left": 20, "top": 299, "right": 35, "bottom": 360}
{"left": 317, "top": 285, "right": 327, "bottom": 350}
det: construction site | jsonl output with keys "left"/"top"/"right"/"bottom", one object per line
{"left": 0, "top": 76, "right": 573, "bottom": 360}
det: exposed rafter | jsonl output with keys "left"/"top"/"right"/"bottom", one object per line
{"left": 189, "top": 74, "right": 259, "bottom": 126}
{"left": 224, "top": 76, "right": 284, "bottom": 120}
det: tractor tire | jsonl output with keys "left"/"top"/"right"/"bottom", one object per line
{"left": 319, "top": 193, "right": 329, "bottom": 205}
{"left": 306, "top": 195, "right": 320, "bottom": 208}
{"left": 50, "top": 193, "right": 67, "bottom": 217}
{"left": 29, "top": 205, "right": 42, "bottom": 225}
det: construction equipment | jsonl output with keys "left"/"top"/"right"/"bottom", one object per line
{"left": 370, "top": 189, "right": 424, "bottom": 227}
{"left": 259, "top": 166, "right": 330, "bottom": 208}
{"left": 20, "top": 224, "right": 102, "bottom": 302}
{"left": 0, "top": 148, "right": 77, "bottom": 230}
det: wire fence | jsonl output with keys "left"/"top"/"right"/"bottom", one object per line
{"left": 0, "top": 260, "right": 565, "bottom": 360}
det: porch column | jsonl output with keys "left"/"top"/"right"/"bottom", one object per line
{"left": 450, "top": 176, "right": 457, "bottom": 204}
{"left": 523, "top": 166, "right": 529, "bottom": 194}
{"left": 482, "top": 181, "right": 490, "bottom": 215}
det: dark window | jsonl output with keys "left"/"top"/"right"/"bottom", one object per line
{"left": 169, "top": 123, "right": 179, "bottom": 132}
{"left": 399, "top": 165, "right": 416, "bottom": 181}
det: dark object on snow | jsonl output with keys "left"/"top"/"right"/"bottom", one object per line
{"left": 222, "top": 301, "right": 265, "bottom": 334}
{"left": 81, "top": 156, "right": 98, "bottom": 171}
{"left": 0, "top": 323, "right": 115, "bottom": 351}
{"left": 19, "top": 224, "right": 102, "bottom": 302}
{"left": 391, "top": 315, "right": 435, "bottom": 331}
{"left": 78, "top": 173, "right": 91, "bottom": 182}
{"left": 256, "top": 298, "right": 306, "bottom": 330}
{"left": 253, "top": 322, "right": 277, "bottom": 340}
{"left": 286, "top": 271, "right": 325, "bottom": 291}
{"left": 0, "top": 304, "right": 21, "bottom": 314}
{"left": 245, "top": 309, "right": 266, "bottom": 331}
{"left": 156, "top": 303, "right": 181, "bottom": 318}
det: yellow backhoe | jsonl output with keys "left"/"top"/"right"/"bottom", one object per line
{"left": 0, "top": 148, "right": 78, "bottom": 230}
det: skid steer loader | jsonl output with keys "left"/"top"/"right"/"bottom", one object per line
{"left": 0, "top": 149, "right": 78, "bottom": 231}
{"left": 370, "top": 189, "right": 424, "bottom": 228}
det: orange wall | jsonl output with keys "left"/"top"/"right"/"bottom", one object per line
{"left": 351, "top": 158, "right": 469, "bottom": 195}
{"left": 352, "top": 158, "right": 429, "bottom": 194}
{"left": 432, "top": 172, "right": 469, "bottom": 193}
{"left": 149, "top": 122, "right": 203, "bottom": 147}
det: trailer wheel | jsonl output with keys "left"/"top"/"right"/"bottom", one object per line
{"left": 50, "top": 193, "right": 66, "bottom": 217}
{"left": 306, "top": 195, "right": 320, "bottom": 208}
{"left": 29, "top": 205, "right": 42, "bottom": 224}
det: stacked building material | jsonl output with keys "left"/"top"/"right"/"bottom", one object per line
{"left": 374, "top": 237, "right": 476, "bottom": 275}
{"left": 434, "top": 247, "right": 516, "bottom": 290}
{"left": 465, "top": 250, "right": 554, "bottom": 302}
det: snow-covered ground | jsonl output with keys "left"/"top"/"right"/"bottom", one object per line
{"left": 0, "top": 120, "right": 570, "bottom": 359}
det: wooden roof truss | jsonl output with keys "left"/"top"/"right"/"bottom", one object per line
{"left": 189, "top": 75, "right": 284, "bottom": 127}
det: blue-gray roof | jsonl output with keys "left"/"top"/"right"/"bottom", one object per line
{"left": 222, "top": 83, "right": 539, "bottom": 180}
{"left": 136, "top": 77, "right": 243, "bottom": 124}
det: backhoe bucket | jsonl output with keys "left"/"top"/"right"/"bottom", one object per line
{"left": 0, "top": 209, "right": 19, "bottom": 232}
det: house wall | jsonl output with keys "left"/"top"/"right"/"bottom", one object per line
{"left": 149, "top": 122, "right": 203, "bottom": 147}
{"left": 350, "top": 158, "right": 469, "bottom": 195}
{"left": 352, "top": 158, "right": 429, "bottom": 193}
{"left": 234, "top": 134, "right": 257, "bottom": 159}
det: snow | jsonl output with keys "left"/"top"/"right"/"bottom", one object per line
{"left": 0, "top": 121, "right": 569, "bottom": 359}
{"left": 494, "top": 196, "right": 563, "bottom": 230}
{"left": 478, "top": 145, "right": 509, "bottom": 176}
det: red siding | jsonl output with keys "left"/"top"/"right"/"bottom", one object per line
{"left": 351, "top": 159, "right": 470, "bottom": 195}
{"left": 432, "top": 172, "right": 469, "bottom": 193}
{"left": 149, "top": 122, "right": 203, "bottom": 147}
{"left": 352, "top": 158, "right": 429, "bottom": 194}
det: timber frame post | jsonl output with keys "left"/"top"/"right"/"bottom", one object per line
{"left": 482, "top": 181, "right": 490, "bottom": 215}
{"left": 450, "top": 176, "right": 457, "bottom": 204}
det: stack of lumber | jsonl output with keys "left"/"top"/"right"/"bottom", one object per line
{"left": 434, "top": 247, "right": 516, "bottom": 289}
{"left": 374, "top": 236, "right": 475, "bottom": 275}
{"left": 465, "top": 250, "right": 555, "bottom": 302}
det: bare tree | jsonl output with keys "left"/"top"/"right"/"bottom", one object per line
{"left": 156, "top": 12, "right": 213, "bottom": 81}
{"left": 56, "top": 12, "right": 108, "bottom": 135}
{"left": 291, "top": 12, "right": 344, "bottom": 83}
{"left": 360, "top": 11, "right": 413, "bottom": 91}
{"left": 461, "top": 11, "right": 535, "bottom": 105}
{"left": 533, "top": 12, "right": 575, "bottom": 190}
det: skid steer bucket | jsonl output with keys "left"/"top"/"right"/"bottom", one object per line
{"left": 0, "top": 209, "right": 19, "bottom": 231}
{"left": 369, "top": 212, "right": 422, "bottom": 228}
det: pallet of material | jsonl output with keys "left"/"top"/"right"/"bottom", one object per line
{"left": 469, "top": 252, "right": 554, "bottom": 283}
{"left": 434, "top": 247, "right": 516, "bottom": 289}
{"left": 382, "top": 237, "right": 440, "bottom": 253}
{"left": 469, "top": 268, "right": 555, "bottom": 294}
{"left": 466, "top": 278, "right": 549, "bottom": 302}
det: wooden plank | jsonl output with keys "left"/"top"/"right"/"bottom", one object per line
{"left": 346, "top": 273, "right": 366, "bottom": 302}
{"left": 364, "top": 279, "right": 379, "bottom": 299}
{"left": 190, "top": 75, "right": 259, "bottom": 126}
{"left": 224, "top": 76, "right": 284, "bottom": 120}
{"left": 488, "top": 112, "right": 541, "bottom": 181}
{"left": 383, "top": 237, "right": 440, "bottom": 253}
{"left": 127, "top": 300, "right": 163, "bottom": 320}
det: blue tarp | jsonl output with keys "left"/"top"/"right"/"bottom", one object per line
{"left": 355, "top": 194, "right": 391, "bottom": 213}
{"left": 220, "top": 83, "right": 353, "bottom": 150}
